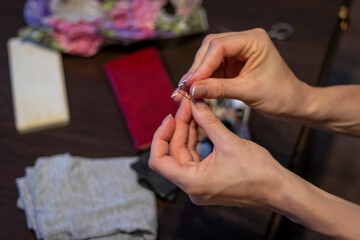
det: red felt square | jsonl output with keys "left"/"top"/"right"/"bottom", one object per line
{"left": 105, "top": 47, "right": 179, "bottom": 150}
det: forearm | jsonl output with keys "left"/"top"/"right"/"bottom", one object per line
{"left": 291, "top": 84, "right": 360, "bottom": 136}
{"left": 270, "top": 169, "right": 360, "bottom": 239}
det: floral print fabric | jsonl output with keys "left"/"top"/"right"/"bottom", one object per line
{"left": 20, "top": 0, "right": 208, "bottom": 56}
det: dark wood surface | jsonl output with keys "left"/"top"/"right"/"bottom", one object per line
{"left": 0, "top": 1, "right": 342, "bottom": 239}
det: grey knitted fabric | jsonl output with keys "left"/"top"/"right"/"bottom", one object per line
{"left": 16, "top": 153, "right": 157, "bottom": 240}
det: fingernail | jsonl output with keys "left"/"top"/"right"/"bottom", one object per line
{"left": 191, "top": 85, "right": 208, "bottom": 99}
{"left": 162, "top": 114, "right": 172, "bottom": 125}
{"left": 171, "top": 90, "right": 178, "bottom": 99}
{"left": 181, "top": 75, "right": 190, "bottom": 85}
{"left": 178, "top": 71, "right": 194, "bottom": 87}
{"left": 178, "top": 74, "right": 188, "bottom": 87}
{"left": 192, "top": 99, "right": 208, "bottom": 110}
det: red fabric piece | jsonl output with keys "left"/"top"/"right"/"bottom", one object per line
{"left": 105, "top": 47, "right": 178, "bottom": 151}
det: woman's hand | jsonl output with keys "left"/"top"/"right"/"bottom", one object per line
{"left": 172, "top": 29, "right": 311, "bottom": 120}
{"left": 149, "top": 98, "right": 360, "bottom": 239}
{"left": 157, "top": 29, "right": 360, "bottom": 238}
{"left": 173, "top": 28, "right": 360, "bottom": 135}
{"left": 149, "top": 97, "right": 285, "bottom": 207}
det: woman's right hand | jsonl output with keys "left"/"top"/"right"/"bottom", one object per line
{"left": 173, "top": 29, "right": 311, "bottom": 120}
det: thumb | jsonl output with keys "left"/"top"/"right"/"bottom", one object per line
{"left": 190, "top": 78, "right": 243, "bottom": 100}
{"left": 191, "top": 99, "right": 233, "bottom": 146}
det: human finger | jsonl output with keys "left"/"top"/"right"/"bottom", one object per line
{"left": 183, "top": 29, "right": 269, "bottom": 89}
{"left": 189, "top": 32, "right": 239, "bottom": 73}
{"left": 188, "top": 119, "right": 200, "bottom": 162}
{"left": 189, "top": 77, "right": 246, "bottom": 100}
{"left": 149, "top": 114, "right": 183, "bottom": 181}
{"left": 191, "top": 99, "right": 234, "bottom": 146}
{"left": 170, "top": 97, "right": 194, "bottom": 163}
{"left": 171, "top": 88, "right": 188, "bottom": 103}
{"left": 178, "top": 32, "right": 239, "bottom": 89}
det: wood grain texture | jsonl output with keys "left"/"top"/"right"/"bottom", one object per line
{"left": 0, "top": 1, "right": 347, "bottom": 239}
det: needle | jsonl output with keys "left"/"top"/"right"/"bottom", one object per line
{"left": 177, "top": 91, "right": 190, "bottom": 100}
{"left": 178, "top": 90, "right": 226, "bottom": 119}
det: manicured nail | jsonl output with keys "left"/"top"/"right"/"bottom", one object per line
{"left": 171, "top": 90, "right": 178, "bottom": 99}
{"left": 178, "top": 78, "right": 187, "bottom": 87}
{"left": 178, "top": 73, "right": 188, "bottom": 87}
{"left": 191, "top": 99, "right": 208, "bottom": 110}
{"left": 162, "top": 114, "right": 172, "bottom": 125}
{"left": 178, "top": 71, "right": 194, "bottom": 87}
{"left": 191, "top": 85, "right": 208, "bottom": 99}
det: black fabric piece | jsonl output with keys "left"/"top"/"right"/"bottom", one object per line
{"left": 131, "top": 150, "right": 178, "bottom": 201}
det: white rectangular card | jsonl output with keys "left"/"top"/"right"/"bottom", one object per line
{"left": 7, "top": 38, "right": 70, "bottom": 133}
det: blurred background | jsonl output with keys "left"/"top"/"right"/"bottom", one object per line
{"left": 0, "top": 0, "right": 359, "bottom": 239}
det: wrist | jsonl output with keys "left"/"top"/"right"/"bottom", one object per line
{"left": 269, "top": 169, "right": 310, "bottom": 223}
{"left": 267, "top": 169, "right": 357, "bottom": 238}
{"left": 296, "top": 85, "right": 360, "bottom": 135}
{"left": 271, "top": 169, "right": 326, "bottom": 226}
{"left": 285, "top": 79, "right": 315, "bottom": 121}
{"left": 256, "top": 161, "right": 289, "bottom": 211}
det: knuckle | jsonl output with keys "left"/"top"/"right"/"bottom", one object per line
{"left": 251, "top": 28, "right": 271, "bottom": 43}
{"left": 203, "top": 33, "right": 218, "bottom": 44}
{"left": 202, "top": 111, "right": 220, "bottom": 126}
{"left": 252, "top": 27, "right": 268, "bottom": 37}
{"left": 215, "top": 81, "right": 228, "bottom": 98}
{"left": 208, "top": 38, "right": 222, "bottom": 49}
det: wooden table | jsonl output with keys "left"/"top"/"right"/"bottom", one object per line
{"left": 0, "top": 0, "right": 343, "bottom": 239}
